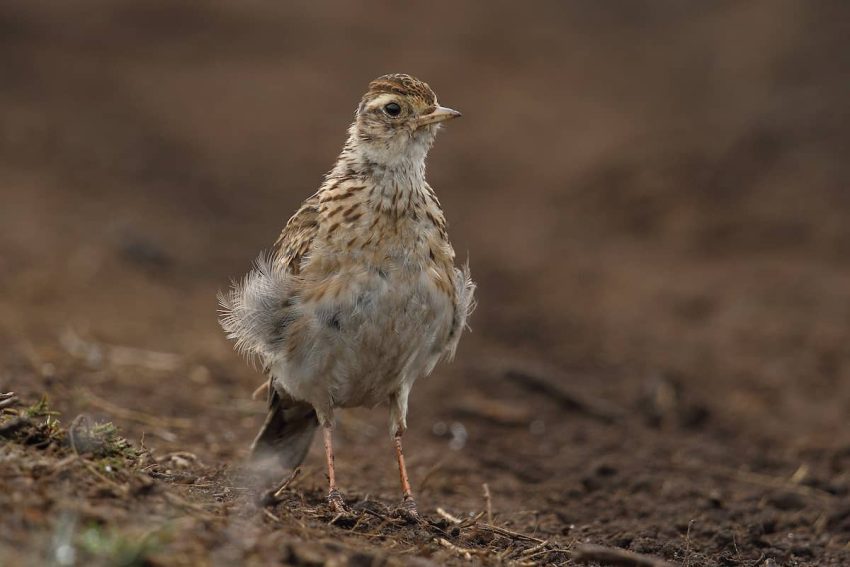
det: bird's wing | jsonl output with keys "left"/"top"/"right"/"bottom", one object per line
{"left": 444, "top": 262, "right": 476, "bottom": 361}
{"left": 273, "top": 193, "right": 321, "bottom": 275}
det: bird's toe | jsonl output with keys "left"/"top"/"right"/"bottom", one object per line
{"left": 327, "top": 488, "right": 350, "bottom": 515}
{"left": 394, "top": 495, "right": 421, "bottom": 523}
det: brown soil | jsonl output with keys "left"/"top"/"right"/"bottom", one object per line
{"left": 2, "top": 1, "right": 850, "bottom": 565}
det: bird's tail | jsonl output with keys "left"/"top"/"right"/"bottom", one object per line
{"left": 251, "top": 386, "right": 319, "bottom": 470}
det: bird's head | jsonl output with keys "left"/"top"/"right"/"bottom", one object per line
{"left": 351, "top": 74, "right": 461, "bottom": 167}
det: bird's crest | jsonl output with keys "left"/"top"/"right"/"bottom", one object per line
{"left": 367, "top": 74, "right": 437, "bottom": 106}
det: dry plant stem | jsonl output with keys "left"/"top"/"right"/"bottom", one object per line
{"left": 458, "top": 511, "right": 486, "bottom": 528}
{"left": 436, "top": 537, "right": 474, "bottom": 561}
{"left": 478, "top": 523, "right": 546, "bottom": 544}
{"left": 273, "top": 467, "right": 302, "bottom": 498}
{"left": 436, "top": 507, "right": 463, "bottom": 524}
{"left": 436, "top": 506, "right": 550, "bottom": 551}
{"left": 519, "top": 539, "right": 550, "bottom": 557}
{"left": 262, "top": 508, "right": 282, "bottom": 524}
{"left": 259, "top": 467, "right": 302, "bottom": 507}
{"left": 0, "top": 396, "right": 18, "bottom": 410}
{"left": 483, "top": 482, "right": 493, "bottom": 523}
{"left": 573, "top": 544, "right": 673, "bottom": 567}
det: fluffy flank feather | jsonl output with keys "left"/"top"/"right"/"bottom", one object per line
{"left": 217, "top": 253, "right": 294, "bottom": 368}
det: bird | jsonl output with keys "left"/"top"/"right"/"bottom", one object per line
{"left": 219, "top": 73, "right": 475, "bottom": 518}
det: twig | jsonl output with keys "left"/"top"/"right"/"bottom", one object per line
{"left": 273, "top": 467, "right": 302, "bottom": 497}
{"left": 436, "top": 507, "right": 463, "bottom": 524}
{"left": 573, "top": 544, "right": 673, "bottom": 567}
{"left": 523, "top": 546, "right": 572, "bottom": 561}
{"left": 458, "top": 511, "right": 486, "bottom": 529}
{"left": 483, "top": 483, "right": 493, "bottom": 523}
{"left": 477, "top": 523, "right": 546, "bottom": 544}
{"left": 359, "top": 506, "right": 392, "bottom": 523}
{"left": 436, "top": 537, "right": 473, "bottom": 561}
{"left": 684, "top": 519, "right": 695, "bottom": 567}
{"left": 497, "top": 545, "right": 515, "bottom": 560}
{"left": 0, "top": 392, "right": 17, "bottom": 409}
{"left": 262, "top": 508, "right": 282, "bottom": 524}
{"left": 520, "top": 539, "right": 550, "bottom": 557}
{"left": 258, "top": 468, "right": 302, "bottom": 506}
{"left": 436, "top": 507, "right": 485, "bottom": 530}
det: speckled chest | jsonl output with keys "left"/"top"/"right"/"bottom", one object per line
{"left": 279, "top": 179, "right": 457, "bottom": 407}
{"left": 310, "top": 176, "right": 455, "bottom": 289}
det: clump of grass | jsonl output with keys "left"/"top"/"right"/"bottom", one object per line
{"left": 69, "top": 417, "right": 139, "bottom": 461}
{"left": 0, "top": 396, "right": 65, "bottom": 447}
{"left": 3, "top": 397, "right": 138, "bottom": 462}
{"left": 90, "top": 421, "right": 138, "bottom": 460}
{"left": 25, "top": 396, "right": 61, "bottom": 419}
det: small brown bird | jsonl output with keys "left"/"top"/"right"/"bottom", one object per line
{"left": 219, "top": 74, "right": 475, "bottom": 517}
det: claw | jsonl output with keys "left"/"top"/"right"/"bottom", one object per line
{"left": 327, "top": 488, "right": 349, "bottom": 514}
{"left": 396, "top": 495, "right": 421, "bottom": 523}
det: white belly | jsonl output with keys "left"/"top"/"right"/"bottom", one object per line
{"left": 271, "top": 265, "right": 453, "bottom": 412}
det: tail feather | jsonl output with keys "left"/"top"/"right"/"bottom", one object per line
{"left": 251, "top": 388, "right": 318, "bottom": 470}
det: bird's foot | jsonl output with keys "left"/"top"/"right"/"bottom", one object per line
{"left": 327, "top": 488, "right": 350, "bottom": 515}
{"left": 394, "top": 495, "right": 421, "bottom": 523}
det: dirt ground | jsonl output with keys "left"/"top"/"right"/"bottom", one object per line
{"left": 2, "top": 1, "right": 850, "bottom": 565}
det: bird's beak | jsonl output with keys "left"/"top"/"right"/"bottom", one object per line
{"left": 415, "top": 105, "right": 462, "bottom": 128}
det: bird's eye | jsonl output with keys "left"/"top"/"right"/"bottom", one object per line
{"left": 384, "top": 102, "right": 401, "bottom": 117}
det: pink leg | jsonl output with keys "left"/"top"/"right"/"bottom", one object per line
{"left": 323, "top": 424, "right": 347, "bottom": 513}
{"left": 394, "top": 433, "right": 420, "bottom": 520}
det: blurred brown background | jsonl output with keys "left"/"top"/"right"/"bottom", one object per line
{"left": 2, "top": 1, "right": 850, "bottom": 565}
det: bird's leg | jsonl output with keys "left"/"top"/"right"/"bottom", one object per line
{"left": 393, "top": 430, "right": 420, "bottom": 520}
{"left": 389, "top": 389, "right": 420, "bottom": 521}
{"left": 322, "top": 423, "right": 347, "bottom": 514}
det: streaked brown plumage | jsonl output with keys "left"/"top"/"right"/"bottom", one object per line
{"left": 219, "top": 74, "right": 475, "bottom": 517}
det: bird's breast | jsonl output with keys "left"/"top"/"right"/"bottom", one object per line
{"left": 275, "top": 187, "right": 458, "bottom": 408}
{"left": 287, "top": 256, "right": 453, "bottom": 408}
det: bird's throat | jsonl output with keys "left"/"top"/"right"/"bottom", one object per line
{"left": 334, "top": 142, "right": 429, "bottom": 216}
